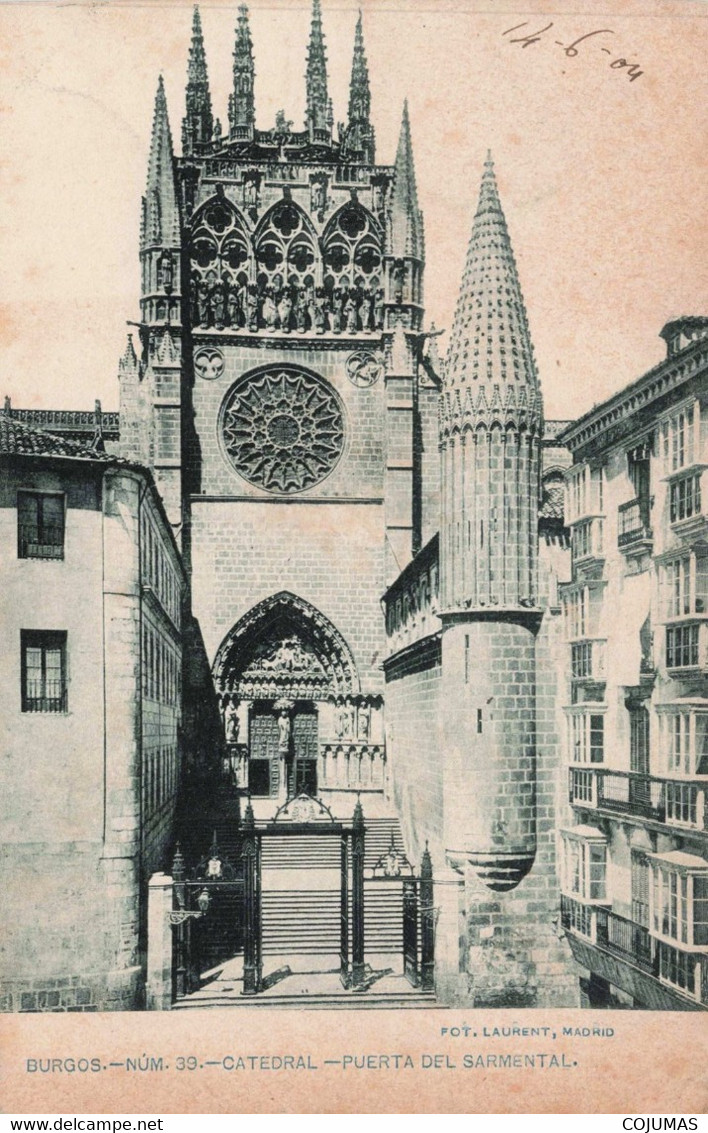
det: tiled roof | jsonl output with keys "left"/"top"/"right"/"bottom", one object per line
{"left": 540, "top": 482, "right": 565, "bottom": 521}
{"left": 0, "top": 413, "right": 118, "bottom": 462}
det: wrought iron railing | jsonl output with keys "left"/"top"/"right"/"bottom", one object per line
{"left": 18, "top": 522, "right": 64, "bottom": 560}
{"left": 569, "top": 768, "right": 708, "bottom": 831}
{"left": 563, "top": 903, "right": 708, "bottom": 1006}
{"left": 595, "top": 908, "right": 655, "bottom": 974}
{"left": 22, "top": 679, "right": 67, "bottom": 713}
{"left": 560, "top": 894, "right": 596, "bottom": 940}
{"left": 618, "top": 497, "right": 652, "bottom": 549}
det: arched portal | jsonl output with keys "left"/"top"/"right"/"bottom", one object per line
{"left": 212, "top": 592, "right": 360, "bottom": 801}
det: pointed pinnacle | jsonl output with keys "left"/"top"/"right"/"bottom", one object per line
{"left": 306, "top": 0, "right": 329, "bottom": 133}
{"left": 183, "top": 5, "right": 213, "bottom": 152}
{"left": 231, "top": 3, "right": 255, "bottom": 132}
{"left": 119, "top": 333, "right": 138, "bottom": 372}
{"left": 348, "top": 8, "right": 371, "bottom": 124}
{"left": 390, "top": 99, "right": 423, "bottom": 259}
{"left": 146, "top": 75, "right": 180, "bottom": 246}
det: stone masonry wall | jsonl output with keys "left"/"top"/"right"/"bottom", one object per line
{"left": 383, "top": 637, "right": 444, "bottom": 867}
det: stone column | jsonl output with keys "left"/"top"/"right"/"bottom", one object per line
{"left": 146, "top": 872, "right": 173, "bottom": 1010}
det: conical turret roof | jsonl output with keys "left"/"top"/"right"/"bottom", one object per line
{"left": 390, "top": 101, "right": 423, "bottom": 259}
{"left": 446, "top": 154, "right": 538, "bottom": 395}
{"left": 143, "top": 76, "right": 180, "bottom": 248}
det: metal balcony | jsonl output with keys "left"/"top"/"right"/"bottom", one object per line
{"left": 617, "top": 498, "right": 652, "bottom": 554}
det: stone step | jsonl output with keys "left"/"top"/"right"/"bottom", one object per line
{"left": 172, "top": 991, "right": 438, "bottom": 1011}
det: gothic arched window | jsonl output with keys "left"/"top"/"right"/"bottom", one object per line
{"left": 323, "top": 205, "right": 381, "bottom": 290}
{"left": 322, "top": 205, "right": 383, "bottom": 333}
{"left": 189, "top": 198, "right": 252, "bottom": 329}
{"left": 255, "top": 202, "right": 318, "bottom": 293}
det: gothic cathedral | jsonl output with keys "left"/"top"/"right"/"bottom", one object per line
{"left": 118, "top": 1, "right": 578, "bottom": 1007}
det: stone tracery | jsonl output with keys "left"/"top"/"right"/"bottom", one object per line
{"left": 221, "top": 366, "right": 344, "bottom": 494}
{"left": 188, "top": 196, "right": 384, "bottom": 334}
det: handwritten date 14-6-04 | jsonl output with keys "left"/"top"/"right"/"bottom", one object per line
{"left": 502, "top": 22, "right": 644, "bottom": 82}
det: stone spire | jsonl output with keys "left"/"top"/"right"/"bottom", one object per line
{"left": 305, "top": 0, "right": 329, "bottom": 138}
{"left": 389, "top": 101, "right": 423, "bottom": 260}
{"left": 437, "top": 155, "right": 543, "bottom": 899}
{"left": 229, "top": 4, "right": 255, "bottom": 139}
{"left": 142, "top": 76, "right": 180, "bottom": 251}
{"left": 182, "top": 6, "right": 213, "bottom": 154}
{"left": 344, "top": 11, "right": 375, "bottom": 163}
{"left": 445, "top": 153, "right": 540, "bottom": 402}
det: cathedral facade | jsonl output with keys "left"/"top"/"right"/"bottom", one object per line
{"left": 0, "top": 0, "right": 593, "bottom": 1011}
{"left": 116, "top": 0, "right": 578, "bottom": 1007}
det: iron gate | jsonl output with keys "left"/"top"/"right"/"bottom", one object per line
{"left": 170, "top": 834, "right": 244, "bottom": 1001}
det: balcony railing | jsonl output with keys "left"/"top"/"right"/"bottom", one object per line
{"left": 563, "top": 903, "right": 708, "bottom": 1005}
{"left": 596, "top": 908, "right": 655, "bottom": 975}
{"left": 569, "top": 767, "right": 708, "bottom": 831}
{"left": 560, "top": 894, "right": 597, "bottom": 941}
{"left": 617, "top": 498, "right": 652, "bottom": 552}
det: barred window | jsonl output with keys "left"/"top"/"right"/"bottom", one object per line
{"left": 21, "top": 630, "right": 67, "bottom": 713}
{"left": 17, "top": 492, "right": 65, "bottom": 560}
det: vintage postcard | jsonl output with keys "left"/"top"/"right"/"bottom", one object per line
{"left": 0, "top": 0, "right": 707, "bottom": 1115}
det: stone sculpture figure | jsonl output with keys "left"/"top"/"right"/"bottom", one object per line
{"left": 344, "top": 289, "right": 359, "bottom": 334}
{"left": 210, "top": 280, "right": 226, "bottom": 329}
{"left": 331, "top": 288, "right": 343, "bottom": 333}
{"left": 197, "top": 278, "right": 210, "bottom": 326}
{"left": 294, "top": 286, "right": 308, "bottom": 333}
{"left": 314, "top": 288, "right": 327, "bottom": 334}
{"left": 278, "top": 288, "right": 293, "bottom": 332}
{"left": 360, "top": 287, "right": 374, "bottom": 331}
{"left": 246, "top": 284, "right": 259, "bottom": 330}
{"left": 262, "top": 287, "right": 277, "bottom": 329}
{"left": 224, "top": 701, "right": 240, "bottom": 744}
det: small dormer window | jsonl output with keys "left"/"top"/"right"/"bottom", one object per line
{"left": 671, "top": 333, "right": 682, "bottom": 356}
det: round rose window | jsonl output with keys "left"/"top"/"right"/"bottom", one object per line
{"left": 221, "top": 367, "right": 345, "bottom": 494}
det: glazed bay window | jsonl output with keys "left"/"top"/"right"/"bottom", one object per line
{"left": 659, "top": 403, "right": 699, "bottom": 474}
{"left": 670, "top": 472, "right": 702, "bottom": 524}
{"left": 563, "top": 583, "right": 604, "bottom": 642}
{"left": 649, "top": 852, "right": 708, "bottom": 951}
{"left": 666, "top": 623, "right": 701, "bottom": 670}
{"left": 568, "top": 708, "right": 605, "bottom": 764}
{"left": 561, "top": 827, "right": 607, "bottom": 902}
{"left": 21, "top": 630, "right": 68, "bottom": 713}
{"left": 661, "top": 552, "right": 708, "bottom": 619}
{"left": 571, "top": 518, "right": 604, "bottom": 565}
{"left": 565, "top": 463, "right": 604, "bottom": 525}
{"left": 17, "top": 491, "right": 65, "bottom": 560}
{"left": 657, "top": 708, "right": 708, "bottom": 777}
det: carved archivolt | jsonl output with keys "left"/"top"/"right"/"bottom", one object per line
{"left": 212, "top": 591, "right": 360, "bottom": 700}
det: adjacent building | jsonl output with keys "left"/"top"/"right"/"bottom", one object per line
{"left": 558, "top": 317, "right": 708, "bottom": 1009}
{"left": 0, "top": 416, "right": 185, "bottom": 1011}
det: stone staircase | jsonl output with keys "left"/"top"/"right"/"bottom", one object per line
{"left": 171, "top": 961, "right": 438, "bottom": 1011}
